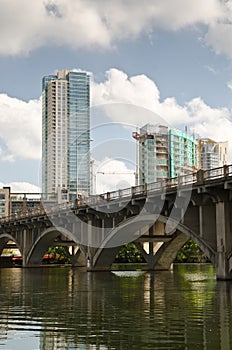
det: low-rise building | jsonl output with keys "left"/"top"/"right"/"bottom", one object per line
{"left": 0, "top": 187, "right": 10, "bottom": 218}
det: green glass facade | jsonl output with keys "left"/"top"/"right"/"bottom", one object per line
{"left": 136, "top": 124, "right": 198, "bottom": 185}
{"left": 68, "top": 72, "right": 90, "bottom": 198}
{"left": 169, "top": 129, "right": 198, "bottom": 178}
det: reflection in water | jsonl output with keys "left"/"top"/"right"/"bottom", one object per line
{"left": 0, "top": 265, "right": 231, "bottom": 349}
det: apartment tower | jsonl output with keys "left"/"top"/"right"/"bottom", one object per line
{"left": 133, "top": 124, "right": 170, "bottom": 184}
{"left": 198, "top": 138, "right": 228, "bottom": 170}
{"left": 169, "top": 128, "right": 198, "bottom": 178}
{"left": 133, "top": 124, "right": 198, "bottom": 185}
{"left": 42, "top": 70, "right": 90, "bottom": 200}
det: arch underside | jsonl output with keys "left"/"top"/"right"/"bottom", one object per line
{"left": 93, "top": 215, "right": 217, "bottom": 270}
{"left": 26, "top": 227, "right": 86, "bottom": 266}
{"left": 0, "top": 233, "right": 22, "bottom": 256}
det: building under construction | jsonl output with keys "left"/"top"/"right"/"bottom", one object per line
{"left": 133, "top": 123, "right": 198, "bottom": 185}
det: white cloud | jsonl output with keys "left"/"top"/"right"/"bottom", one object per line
{"left": 92, "top": 68, "right": 232, "bottom": 159}
{"left": 0, "top": 0, "right": 226, "bottom": 56}
{"left": 203, "top": 2, "right": 232, "bottom": 58}
{"left": 1, "top": 67, "right": 232, "bottom": 193}
{"left": 0, "top": 94, "right": 41, "bottom": 160}
{"left": 93, "top": 157, "right": 135, "bottom": 194}
{"left": 205, "top": 23, "right": 232, "bottom": 57}
{"left": 0, "top": 181, "right": 40, "bottom": 193}
{"left": 227, "top": 81, "right": 232, "bottom": 91}
{"left": 0, "top": 68, "right": 231, "bottom": 163}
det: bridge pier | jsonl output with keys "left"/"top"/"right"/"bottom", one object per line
{"left": 216, "top": 202, "right": 232, "bottom": 280}
{"left": 216, "top": 253, "right": 231, "bottom": 280}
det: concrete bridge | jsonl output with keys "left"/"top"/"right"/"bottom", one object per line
{"left": 1, "top": 165, "right": 232, "bottom": 279}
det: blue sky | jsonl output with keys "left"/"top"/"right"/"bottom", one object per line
{"left": 1, "top": 0, "right": 232, "bottom": 193}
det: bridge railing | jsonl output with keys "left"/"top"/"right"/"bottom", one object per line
{"left": 147, "top": 181, "right": 162, "bottom": 191}
{"left": 203, "top": 166, "right": 224, "bottom": 180}
{"left": 85, "top": 165, "right": 228, "bottom": 204}
{"left": 85, "top": 171, "right": 198, "bottom": 204}
{"left": 119, "top": 187, "right": 133, "bottom": 197}
{"left": 1, "top": 164, "right": 232, "bottom": 222}
{"left": 227, "top": 165, "right": 232, "bottom": 177}
{"left": 0, "top": 208, "right": 46, "bottom": 223}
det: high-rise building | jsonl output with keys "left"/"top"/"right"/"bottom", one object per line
{"left": 42, "top": 70, "right": 90, "bottom": 200}
{"left": 169, "top": 129, "right": 198, "bottom": 178}
{"left": 133, "top": 124, "right": 198, "bottom": 185}
{"left": 133, "top": 124, "right": 169, "bottom": 184}
{"left": 218, "top": 141, "right": 228, "bottom": 167}
{"left": 198, "top": 138, "right": 228, "bottom": 170}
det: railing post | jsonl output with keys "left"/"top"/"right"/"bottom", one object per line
{"left": 223, "top": 164, "right": 229, "bottom": 178}
{"left": 132, "top": 187, "right": 136, "bottom": 197}
{"left": 197, "top": 169, "right": 204, "bottom": 184}
{"left": 144, "top": 183, "right": 147, "bottom": 195}
{"left": 178, "top": 175, "right": 183, "bottom": 186}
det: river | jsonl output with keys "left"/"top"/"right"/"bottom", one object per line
{"left": 0, "top": 264, "right": 231, "bottom": 350}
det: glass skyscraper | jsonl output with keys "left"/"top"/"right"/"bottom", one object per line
{"left": 42, "top": 70, "right": 90, "bottom": 200}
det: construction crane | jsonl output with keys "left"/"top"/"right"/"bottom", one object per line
{"left": 92, "top": 171, "right": 136, "bottom": 195}
{"left": 97, "top": 171, "right": 136, "bottom": 175}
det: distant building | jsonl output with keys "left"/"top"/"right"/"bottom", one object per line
{"left": 198, "top": 138, "right": 228, "bottom": 170}
{"left": 0, "top": 187, "right": 10, "bottom": 218}
{"left": 0, "top": 188, "right": 58, "bottom": 217}
{"left": 42, "top": 69, "right": 90, "bottom": 200}
{"left": 218, "top": 141, "right": 228, "bottom": 167}
{"left": 133, "top": 124, "right": 198, "bottom": 185}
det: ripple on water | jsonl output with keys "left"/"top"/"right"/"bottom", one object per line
{"left": 0, "top": 265, "right": 231, "bottom": 349}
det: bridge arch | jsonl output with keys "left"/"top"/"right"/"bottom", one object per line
{"left": 151, "top": 222, "right": 216, "bottom": 270}
{"left": 92, "top": 214, "right": 216, "bottom": 270}
{"left": 0, "top": 233, "right": 22, "bottom": 256}
{"left": 26, "top": 227, "right": 86, "bottom": 266}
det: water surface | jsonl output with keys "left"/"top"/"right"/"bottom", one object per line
{"left": 0, "top": 264, "right": 231, "bottom": 349}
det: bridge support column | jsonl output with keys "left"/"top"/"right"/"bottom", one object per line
{"left": 216, "top": 202, "right": 232, "bottom": 280}
{"left": 22, "top": 227, "right": 32, "bottom": 267}
{"left": 85, "top": 219, "right": 110, "bottom": 271}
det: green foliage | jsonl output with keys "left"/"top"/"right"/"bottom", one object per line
{"left": 46, "top": 246, "right": 70, "bottom": 264}
{"left": 115, "top": 240, "right": 208, "bottom": 264}
{"left": 115, "top": 243, "right": 145, "bottom": 263}
{"left": 46, "top": 240, "right": 208, "bottom": 265}
{"left": 175, "top": 239, "right": 208, "bottom": 263}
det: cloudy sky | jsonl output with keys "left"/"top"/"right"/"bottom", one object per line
{"left": 1, "top": 0, "right": 232, "bottom": 193}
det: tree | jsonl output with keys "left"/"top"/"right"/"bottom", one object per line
{"left": 175, "top": 239, "right": 208, "bottom": 263}
{"left": 45, "top": 246, "right": 70, "bottom": 264}
{"left": 115, "top": 243, "right": 145, "bottom": 263}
